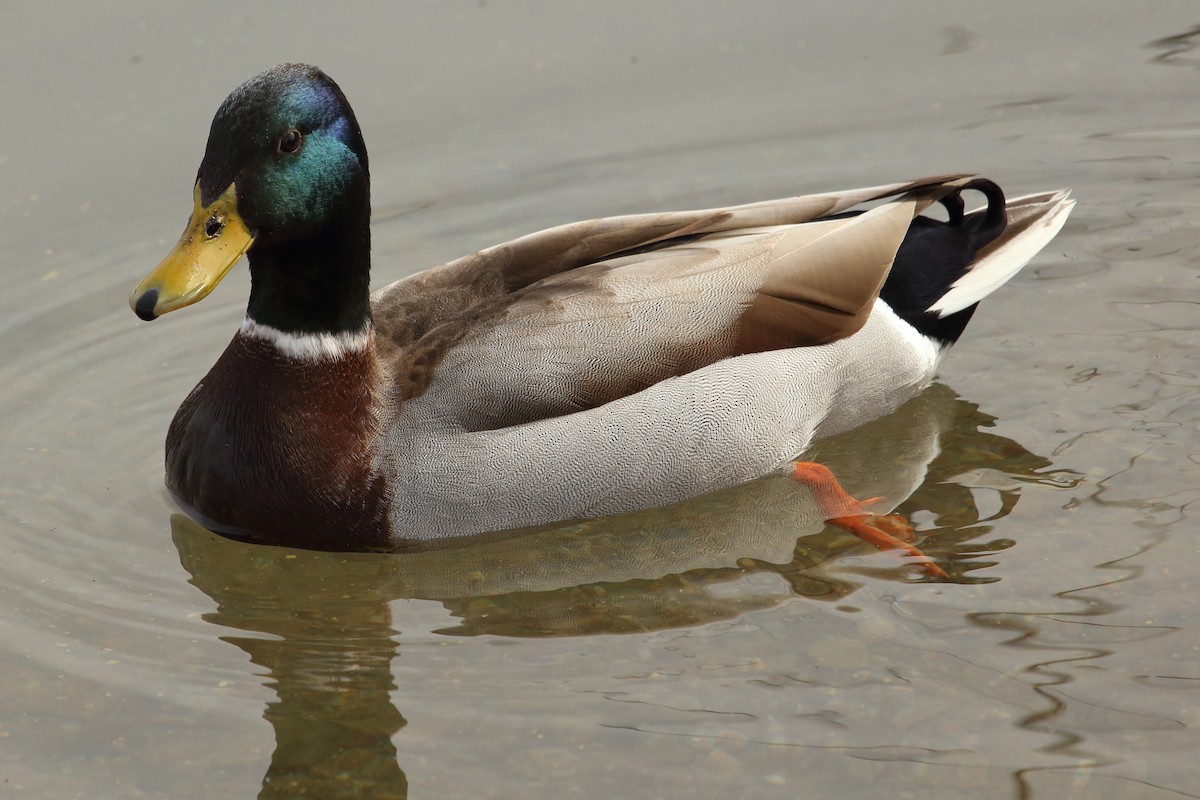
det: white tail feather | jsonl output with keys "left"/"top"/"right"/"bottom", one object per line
{"left": 928, "top": 190, "right": 1074, "bottom": 317}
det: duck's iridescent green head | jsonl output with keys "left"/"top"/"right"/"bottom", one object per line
{"left": 130, "top": 64, "right": 370, "bottom": 321}
{"left": 199, "top": 63, "right": 368, "bottom": 243}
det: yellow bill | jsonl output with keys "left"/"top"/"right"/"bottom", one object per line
{"left": 130, "top": 183, "right": 255, "bottom": 320}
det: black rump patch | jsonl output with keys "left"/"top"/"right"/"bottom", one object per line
{"left": 880, "top": 179, "right": 1008, "bottom": 346}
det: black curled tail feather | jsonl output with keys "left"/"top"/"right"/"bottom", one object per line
{"left": 959, "top": 178, "right": 1007, "bottom": 245}
{"left": 881, "top": 179, "right": 1009, "bottom": 347}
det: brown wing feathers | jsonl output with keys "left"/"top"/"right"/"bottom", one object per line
{"left": 372, "top": 176, "right": 972, "bottom": 406}
{"left": 734, "top": 183, "right": 964, "bottom": 352}
{"left": 374, "top": 175, "right": 970, "bottom": 341}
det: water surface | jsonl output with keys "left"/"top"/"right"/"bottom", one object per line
{"left": 3, "top": 3, "right": 1199, "bottom": 798}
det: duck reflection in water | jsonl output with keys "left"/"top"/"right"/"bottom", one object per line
{"left": 170, "top": 386, "right": 1077, "bottom": 797}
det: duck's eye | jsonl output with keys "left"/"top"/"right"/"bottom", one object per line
{"left": 278, "top": 128, "right": 303, "bottom": 154}
{"left": 204, "top": 216, "right": 224, "bottom": 238}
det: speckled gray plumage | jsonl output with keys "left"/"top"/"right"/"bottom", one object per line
{"left": 381, "top": 303, "right": 939, "bottom": 539}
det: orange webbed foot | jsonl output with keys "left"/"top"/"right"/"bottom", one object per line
{"left": 790, "top": 461, "right": 947, "bottom": 580}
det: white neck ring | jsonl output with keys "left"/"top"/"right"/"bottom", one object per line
{"left": 239, "top": 318, "right": 371, "bottom": 360}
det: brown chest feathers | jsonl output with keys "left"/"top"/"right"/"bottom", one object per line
{"left": 165, "top": 333, "right": 391, "bottom": 550}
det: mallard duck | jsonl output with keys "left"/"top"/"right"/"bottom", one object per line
{"left": 130, "top": 64, "right": 1073, "bottom": 576}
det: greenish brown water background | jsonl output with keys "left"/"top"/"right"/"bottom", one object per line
{"left": 2, "top": 2, "right": 1199, "bottom": 797}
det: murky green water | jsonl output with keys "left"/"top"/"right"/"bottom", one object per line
{"left": 3, "top": 3, "right": 1199, "bottom": 797}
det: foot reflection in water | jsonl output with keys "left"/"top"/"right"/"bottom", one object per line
{"left": 169, "top": 384, "right": 1075, "bottom": 796}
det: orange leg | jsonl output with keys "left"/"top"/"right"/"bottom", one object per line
{"left": 790, "top": 461, "right": 947, "bottom": 580}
